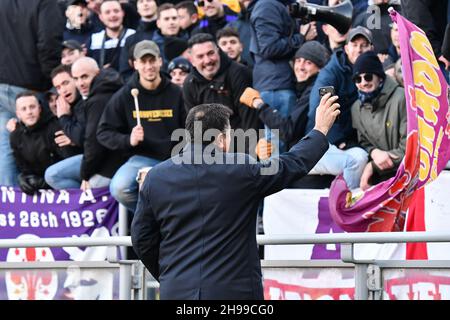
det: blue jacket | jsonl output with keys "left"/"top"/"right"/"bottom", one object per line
{"left": 307, "top": 49, "right": 358, "bottom": 146}
{"left": 131, "top": 130, "right": 329, "bottom": 299}
{"left": 249, "top": 0, "right": 304, "bottom": 91}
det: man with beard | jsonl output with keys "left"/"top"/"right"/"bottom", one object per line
{"left": 97, "top": 40, "right": 185, "bottom": 212}
{"left": 87, "top": 0, "right": 135, "bottom": 71}
{"left": 183, "top": 33, "right": 260, "bottom": 138}
{"left": 11, "top": 92, "right": 77, "bottom": 194}
{"left": 73, "top": 57, "right": 126, "bottom": 190}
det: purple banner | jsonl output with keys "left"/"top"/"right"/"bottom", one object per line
{"left": 0, "top": 187, "right": 118, "bottom": 261}
{"left": 311, "top": 197, "right": 343, "bottom": 259}
{"left": 328, "top": 10, "right": 450, "bottom": 232}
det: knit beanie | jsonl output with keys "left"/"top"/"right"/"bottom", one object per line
{"left": 352, "top": 51, "right": 386, "bottom": 80}
{"left": 294, "top": 41, "right": 329, "bottom": 68}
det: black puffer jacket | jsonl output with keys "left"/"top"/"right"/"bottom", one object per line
{"left": 81, "top": 69, "right": 127, "bottom": 180}
{"left": 10, "top": 111, "right": 78, "bottom": 177}
{"left": 0, "top": 0, "right": 64, "bottom": 91}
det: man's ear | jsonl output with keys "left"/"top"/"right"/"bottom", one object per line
{"left": 214, "top": 132, "right": 226, "bottom": 150}
{"left": 192, "top": 13, "right": 199, "bottom": 24}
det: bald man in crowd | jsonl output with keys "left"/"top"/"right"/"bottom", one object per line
{"left": 45, "top": 57, "right": 126, "bottom": 190}
{"left": 72, "top": 57, "right": 126, "bottom": 190}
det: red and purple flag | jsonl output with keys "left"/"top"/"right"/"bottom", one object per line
{"left": 328, "top": 9, "right": 450, "bottom": 232}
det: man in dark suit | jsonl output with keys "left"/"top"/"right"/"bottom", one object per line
{"left": 131, "top": 92, "right": 340, "bottom": 300}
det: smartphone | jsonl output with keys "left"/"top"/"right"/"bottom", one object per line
{"left": 319, "top": 86, "right": 339, "bottom": 121}
{"left": 319, "top": 86, "right": 335, "bottom": 97}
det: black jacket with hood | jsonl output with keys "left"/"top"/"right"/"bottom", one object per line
{"left": 10, "top": 110, "right": 78, "bottom": 177}
{"left": 58, "top": 93, "right": 86, "bottom": 152}
{"left": 183, "top": 51, "right": 261, "bottom": 132}
{"left": 81, "top": 69, "right": 127, "bottom": 181}
{"left": 97, "top": 73, "right": 186, "bottom": 161}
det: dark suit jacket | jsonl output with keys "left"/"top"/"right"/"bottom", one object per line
{"left": 131, "top": 129, "right": 329, "bottom": 300}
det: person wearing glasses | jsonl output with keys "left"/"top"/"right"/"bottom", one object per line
{"left": 168, "top": 56, "right": 192, "bottom": 87}
{"left": 191, "top": 0, "right": 238, "bottom": 39}
{"left": 350, "top": 51, "right": 406, "bottom": 191}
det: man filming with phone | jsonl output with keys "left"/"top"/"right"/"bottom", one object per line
{"left": 241, "top": 41, "right": 328, "bottom": 160}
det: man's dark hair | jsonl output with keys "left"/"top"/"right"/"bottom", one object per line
{"left": 175, "top": 1, "right": 198, "bottom": 16}
{"left": 100, "top": 0, "right": 122, "bottom": 12}
{"left": 188, "top": 33, "right": 216, "bottom": 49}
{"left": 216, "top": 27, "right": 241, "bottom": 42}
{"left": 157, "top": 3, "right": 176, "bottom": 19}
{"left": 50, "top": 64, "right": 72, "bottom": 80}
{"left": 15, "top": 91, "right": 39, "bottom": 103}
{"left": 185, "top": 103, "right": 233, "bottom": 143}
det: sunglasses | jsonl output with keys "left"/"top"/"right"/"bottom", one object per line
{"left": 354, "top": 73, "right": 374, "bottom": 83}
{"left": 197, "top": 0, "right": 213, "bottom": 7}
{"left": 168, "top": 62, "right": 191, "bottom": 73}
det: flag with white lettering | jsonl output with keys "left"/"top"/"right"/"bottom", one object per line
{"left": 328, "top": 9, "right": 450, "bottom": 232}
{"left": 0, "top": 187, "right": 118, "bottom": 261}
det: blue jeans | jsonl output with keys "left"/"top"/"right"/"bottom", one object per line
{"left": 260, "top": 89, "right": 296, "bottom": 155}
{"left": 110, "top": 155, "right": 161, "bottom": 213}
{"left": 309, "top": 144, "right": 368, "bottom": 189}
{"left": 45, "top": 154, "right": 112, "bottom": 189}
{"left": 0, "top": 84, "right": 29, "bottom": 186}
{"left": 45, "top": 154, "right": 83, "bottom": 189}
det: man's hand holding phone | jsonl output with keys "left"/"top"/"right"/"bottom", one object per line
{"left": 313, "top": 91, "right": 340, "bottom": 136}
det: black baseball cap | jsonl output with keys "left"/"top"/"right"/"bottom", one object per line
{"left": 168, "top": 57, "right": 191, "bottom": 73}
{"left": 346, "top": 26, "right": 373, "bottom": 44}
{"left": 62, "top": 40, "right": 83, "bottom": 51}
{"left": 67, "top": 0, "right": 87, "bottom": 6}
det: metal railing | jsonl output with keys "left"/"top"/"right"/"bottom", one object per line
{"left": 0, "top": 236, "right": 138, "bottom": 300}
{"left": 2, "top": 232, "right": 450, "bottom": 300}
{"left": 0, "top": 237, "right": 131, "bottom": 249}
{"left": 258, "top": 231, "right": 450, "bottom": 300}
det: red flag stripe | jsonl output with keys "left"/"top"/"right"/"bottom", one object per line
{"left": 406, "top": 187, "right": 428, "bottom": 259}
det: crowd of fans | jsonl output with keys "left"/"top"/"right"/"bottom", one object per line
{"left": 0, "top": 0, "right": 449, "bottom": 219}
